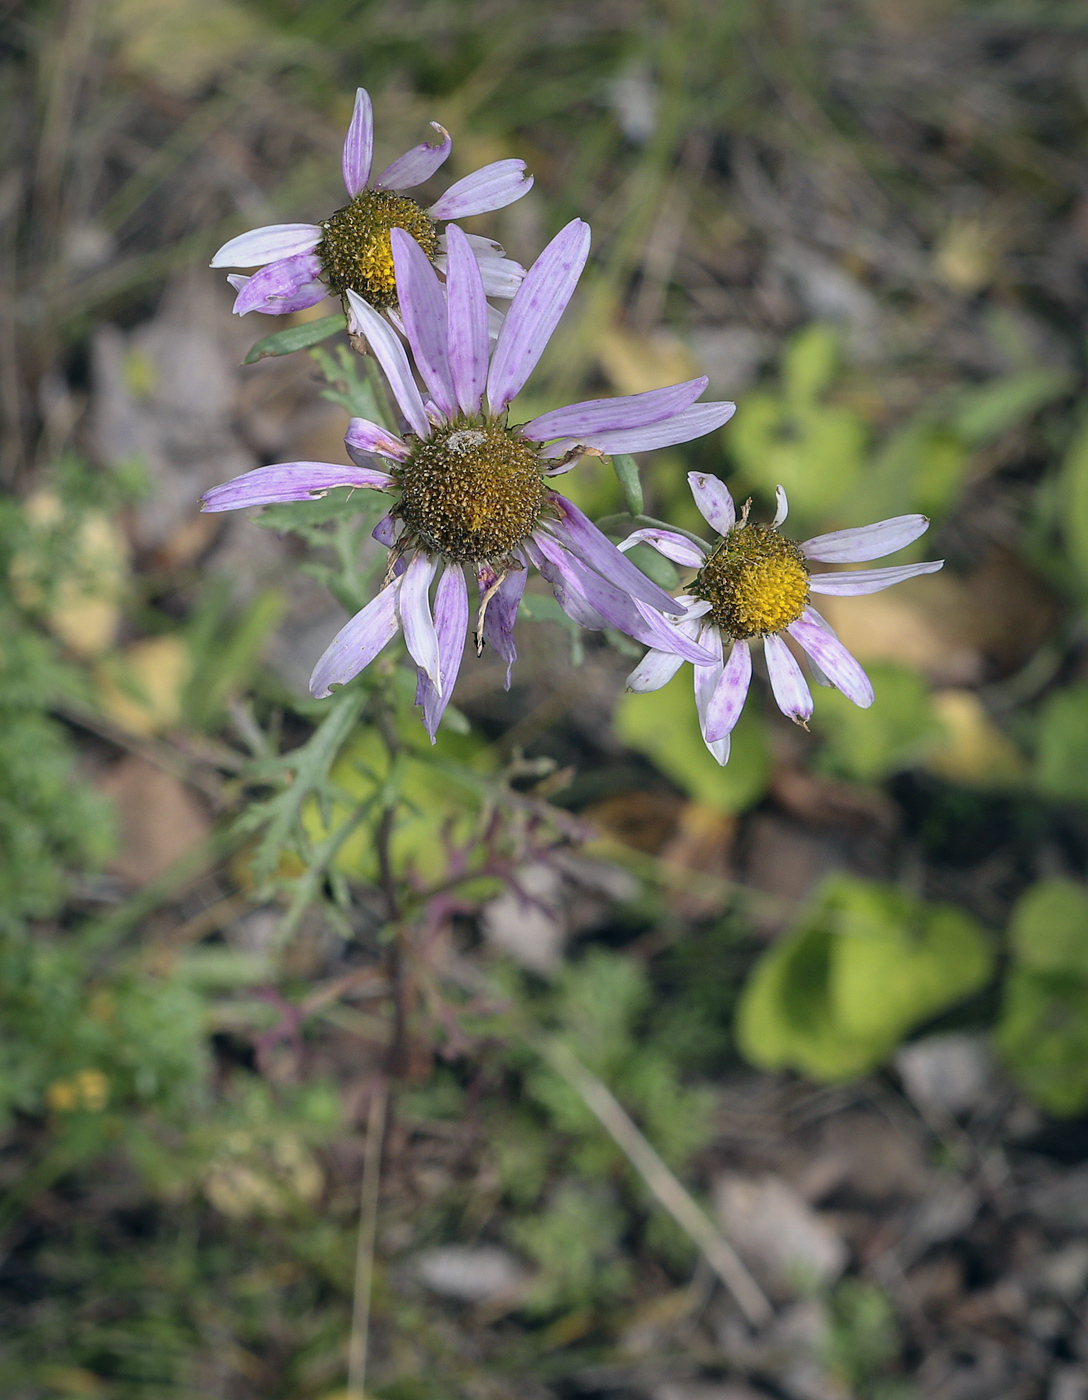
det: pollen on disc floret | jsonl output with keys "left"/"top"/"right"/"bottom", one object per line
{"left": 692, "top": 522, "right": 811, "bottom": 640}
{"left": 316, "top": 189, "right": 439, "bottom": 308}
{"left": 392, "top": 421, "right": 547, "bottom": 564}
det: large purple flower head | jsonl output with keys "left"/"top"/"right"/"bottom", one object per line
{"left": 624, "top": 474, "right": 944, "bottom": 764}
{"left": 202, "top": 219, "right": 736, "bottom": 739}
{"left": 210, "top": 87, "right": 532, "bottom": 318}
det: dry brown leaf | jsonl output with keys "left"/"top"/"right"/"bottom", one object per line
{"left": 925, "top": 689, "right": 1025, "bottom": 786}
{"left": 97, "top": 755, "right": 211, "bottom": 885}
{"left": 597, "top": 324, "right": 703, "bottom": 395}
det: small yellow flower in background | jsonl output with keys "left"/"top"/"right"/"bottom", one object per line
{"left": 46, "top": 1070, "right": 110, "bottom": 1114}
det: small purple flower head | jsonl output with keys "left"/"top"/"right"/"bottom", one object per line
{"left": 202, "top": 220, "right": 736, "bottom": 739}
{"left": 210, "top": 87, "right": 533, "bottom": 317}
{"left": 624, "top": 474, "right": 944, "bottom": 765}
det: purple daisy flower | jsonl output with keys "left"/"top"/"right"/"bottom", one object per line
{"left": 210, "top": 87, "right": 533, "bottom": 318}
{"left": 623, "top": 473, "right": 944, "bottom": 764}
{"left": 202, "top": 219, "right": 736, "bottom": 739}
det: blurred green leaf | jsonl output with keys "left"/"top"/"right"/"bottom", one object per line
{"left": 1060, "top": 419, "right": 1088, "bottom": 592}
{"left": 998, "top": 969, "right": 1088, "bottom": 1117}
{"left": 812, "top": 663, "right": 940, "bottom": 783}
{"left": 951, "top": 367, "right": 1073, "bottom": 447}
{"left": 242, "top": 314, "right": 345, "bottom": 364}
{"left": 610, "top": 453, "right": 644, "bottom": 516}
{"left": 1035, "top": 683, "right": 1088, "bottom": 803}
{"left": 1008, "top": 878, "right": 1088, "bottom": 977}
{"left": 737, "top": 877, "right": 993, "bottom": 1080}
{"left": 614, "top": 666, "right": 769, "bottom": 813}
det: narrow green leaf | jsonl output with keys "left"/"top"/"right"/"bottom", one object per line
{"left": 242, "top": 313, "right": 346, "bottom": 365}
{"left": 610, "top": 454, "right": 644, "bottom": 516}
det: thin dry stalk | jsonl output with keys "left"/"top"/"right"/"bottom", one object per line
{"left": 347, "top": 1083, "right": 388, "bottom": 1398}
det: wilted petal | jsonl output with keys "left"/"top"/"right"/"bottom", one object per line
{"left": 808, "top": 559, "right": 944, "bottom": 595}
{"left": 763, "top": 633, "right": 813, "bottom": 725}
{"left": 540, "top": 401, "right": 736, "bottom": 457}
{"left": 704, "top": 639, "right": 753, "bottom": 743}
{"left": 479, "top": 561, "right": 527, "bottom": 690}
{"left": 211, "top": 223, "right": 321, "bottom": 268}
{"left": 617, "top": 527, "right": 706, "bottom": 568}
{"left": 390, "top": 229, "right": 456, "bottom": 417}
{"left": 310, "top": 579, "right": 401, "bottom": 698}
{"left": 544, "top": 493, "right": 684, "bottom": 614}
{"left": 771, "top": 485, "right": 789, "bottom": 528}
{"left": 487, "top": 219, "right": 590, "bottom": 413}
{"left": 688, "top": 471, "right": 735, "bottom": 535}
{"left": 373, "top": 513, "right": 399, "bottom": 546}
{"left": 342, "top": 88, "right": 374, "bottom": 196}
{"left": 345, "top": 416, "right": 410, "bottom": 464}
{"left": 475, "top": 255, "right": 526, "bottom": 299}
{"left": 444, "top": 224, "right": 489, "bottom": 416}
{"left": 398, "top": 552, "right": 441, "bottom": 688}
{"left": 802, "top": 514, "right": 931, "bottom": 563}
{"left": 523, "top": 377, "right": 709, "bottom": 442}
{"left": 626, "top": 648, "right": 685, "bottom": 693}
{"left": 374, "top": 122, "right": 452, "bottom": 190}
{"left": 202, "top": 462, "right": 392, "bottom": 512}
{"left": 345, "top": 290, "right": 431, "bottom": 439}
{"left": 229, "top": 270, "right": 327, "bottom": 317}
{"left": 229, "top": 252, "right": 324, "bottom": 316}
{"left": 428, "top": 159, "right": 533, "bottom": 220}
{"left": 788, "top": 612, "right": 874, "bottom": 708}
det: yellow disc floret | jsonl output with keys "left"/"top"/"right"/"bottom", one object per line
{"left": 316, "top": 189, "right": 439, "bottom": 309}
{"left": 692, "top": 522, "right": 810, "bottom": 639}
{"left": 393, "top": 422, "right": 547, "bottom": 563}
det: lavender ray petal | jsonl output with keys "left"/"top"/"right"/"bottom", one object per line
{"left": 797, "top": 605, "right": 837, "bottom": 686}
{"left": 420, "top": 562, "right": 468, "bottom": 738}
{"left": 543, "top": 493, "right": 684, "bottom": 614}
{"left": 374, "top": 122, "right": 452, "bottom": 191}
{"left": 693, "top": 626, "right": 724, "bottom": 734}
{"left": 202, "top": 462, "right": 392, "bottom": 512}
{"left": 522, "top": 377, "right": 709, "bottom": 442}
{"left": 631, "top": 599, "right": 717, "bottom": 665}
{"left": 807, "top": 559, "right": 944, "bottom": 595}
{"left": 211, "top": 224, "right": 321, "bottom": 268}
{"left": 475, "top": 255, "right": 526, "bottom": 299}
{"left": 486, "top": 219, "right": 590, "bottom": 413}
{"left": 704, "top": 639, "right": 753, "bottom": 743}
{"left": 771, "top": 485, "right": 789, "bottom": 528}
{"left": 444, "top": 223, "right": 489, "bottom": 416}
{"left": 438, "top": 231, "right": 506, "bottom": 258}
{"left": 428, "top": 159, "right": 533, "bottom": 220}
{"left": 342, "top": 88, "right": 374, "bottom": 197}
{"left": 309, "top": 579, "right": 402, "bottom": 698}
{"left": 398, "top": 552, "right": 441, "bottom": 688}
{"left": 479, "top": 560, "right": 527, "bottom": 690}
{"left": 345, "top": 290, "right": 431, "bottom": 439}
{"left": 229, "top": 273, "right": 328, "bottom": 317}
{"left": 687, "top": 471, "right": 735, "bottom": 535}
{"left": 373, "top": 513, "right": 399, "bottom": 547}
{"left": 524, "top": 537, "right": 608, "bottom": 629}
{"left": 802, "top": 514, "right": 931, "bottom": 563}
{"left": 617, "top": 527, "right": 706, "bottom": 568}
{"left": 788, "top": 612, "right": 874, "bottom": 708}
{"left": 705, "top": 731, "right": 732, "bottom": 766}
{"left": 626, "top": 647, "right": 685, "bottom": 694}
{"left": 230, "top": 253, "right": 323, "bottom": 316}
{"left": 763, "top": 633, "right": 814, "bottom": 725}
{"left": 390, "top": 229, "right": 456, "bottom": 417}
{"left": 345, "top": 416, "right": 410, "bottom": 464}
{"left": 540, "top": 401, "right": 736, "bottom": 457}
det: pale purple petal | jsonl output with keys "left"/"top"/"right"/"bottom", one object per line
{"left": 788, "top": 612, "right": 874, "bottom": 708}
{"left": 798, "top": 605, "right": 836, "bottom": 686}
{"left": 419, "top": 562, "right": 468, "bottom": 739}
{"left": 211, "top": 223, "right": 321, "bottom": 269}
{"left": 345, "top": 290, "right": 431, "bottom": 439}
{"left": 228, "top": 271, "right": 328, "bottom": 317}
{"left": 626, "top": 648, "right": 685, "bottom": 693}
{"left": 309, "top": 579, "right": 402, "bottom": 698}
{"left": 617, "top": 528, "right": 706, "bottom": 568}
{"left": 764, "top": 633, "right": 813, "bottom": 724}
{"left": 373, "top": 513, "right": 399, "bottom": 546}
{"left": 345, "top": 416, "right": 410, "bottom": 465}
{"left": 522, "top": 377, "right": 709, "bottom": 443}
{"left": 230, "top": 252, "right": 323, "bottom": 316}
{"left": 543, "top": 493, "right": 684, "bottom": 615}
{"left": 374, "top": 122, "right": 452, "bottom": 191}
{"left": 475, "top": 256, "right": 526, "bottom": 299}
{"left": 342, "top": 88, "right": 374, "bottom": 197}
{"left": 398, "top": 552, "right": 441, "bottom": 688}
{"left": 479, "top": 560, "right": 527, "bottom": 690}
{"left": 771, "top": 485, "right": 789, "bottom": 529}
{"left": 687, "top": 472, "right": 735, "bottom": 535}
{"left": 539, "top": 401, "right": 736, "bottom": 457}
{"left": 802, "top": 514, "right": 931, "bottom": 563}
{"left": 808, "top": 560, "right": 944, "bottom": 595}
{"left": 704, "top": 640, "right": 752, "bottom": 743}
{"left": 693, "top": 628, "right": 725, "bottom": 751}
{"left": 428, "top": 159, "right": 533, "bottom": 220}
{"left": 524, "top": 539, "right": 609, "bottom": 630}
{"left": 202, "top": 462, "right": 392, "bottom": 512}
{"left": 487, "top": 219, "right": 590, "bottom": 414}
{"left": 629, "top": 602, "right": 718, "bottom": 665}
{"left": 444, "top": 223, "right": 489, "bottom": 416}
{"left": 390, "top": 229, "right": 456, "bottom": 417}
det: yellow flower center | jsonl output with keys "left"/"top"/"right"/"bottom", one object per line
{"left": 392, "top": 422, "right": 547, "bottom": 563}
{"left": 692, "top": 522, "right": 810, "bottom": 639}
{"left": 316, "top": 189, "right": 439, "bottom": 309}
